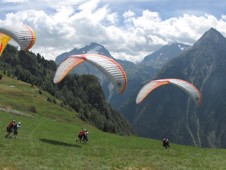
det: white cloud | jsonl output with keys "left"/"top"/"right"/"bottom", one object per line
{"left": 123, "top": 10, "right": 135, "bottom": 19}
{"left": 221, "top": 15, "right": 226, "bottom": 21}
{"left": 1, "top": 0, "right": 226, "bottom": 63}
{"left": 106, "top": 12, "right": 118, "bottom": 25}
{"left": 2, "top": 0, "right": 28, "bottom": 3}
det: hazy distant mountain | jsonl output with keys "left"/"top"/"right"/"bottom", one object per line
{"left": 121, "top": 28, "right": 226, "bottom": 148}
{"left": 141, "top": 42, "right": 190, "bottom": 69}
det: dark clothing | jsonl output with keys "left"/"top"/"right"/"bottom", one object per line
{"left": 78, "top": 130, "right": 84, "bottom": 139}
{"left": 76, "top": 129, "right": 89, "bottom": 144}
{"left": 7, "top": 122, "right": 15, "bottom": 132}
{"left": 83, "top": 131, "right": 88, "bottom": 143}
{"left": 6, "top": 127, "right": 13, "bottom": 133}
{"left": 13, "top": 124, "right": 20, "bottom": 135}
{"left": 5, "top": 121, "right": 16, "bottom": 138}
{"left": 163, "top": 138, "right": 170, "bottom": 149}
{"left": 76, "top": 130, "right": 84, "bottom": 143}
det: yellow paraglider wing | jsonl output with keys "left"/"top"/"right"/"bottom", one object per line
{"left": 0, "top": 33, "right": 11, "bottom": 56}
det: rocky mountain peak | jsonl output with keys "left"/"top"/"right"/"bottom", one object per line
{"left": 194, "top": 28, "right": 226, "bottom": 48}
{"left": 141, "top": 42, "right": 190, "bottom": 69}
{"left": 78, "top": 42, "right": 112, "bottom": 58}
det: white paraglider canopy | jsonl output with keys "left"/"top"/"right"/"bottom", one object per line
{"left": 53, "top": 54, "right": 127, "bottom": 94}
{"left": 0, "top": 24, "right": 36, "bottom": 56}
{"left": 136, "top": 78, "right": 202, "bottom": 106}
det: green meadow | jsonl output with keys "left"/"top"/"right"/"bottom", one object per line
{"left": 0, "top": 75, "right": 226, "bottom": 170}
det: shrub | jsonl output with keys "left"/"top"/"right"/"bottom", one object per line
{"left": 28, "top": 106, "right": 37, "bottom": 113}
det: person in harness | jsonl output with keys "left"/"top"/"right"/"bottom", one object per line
{"left": 13, "top": 122, "right": 21, "bottom": 139}
{"left": 163, "top": 137, "right": 170, "bottom": 149}
{"left": 83, "top": 129, "right": 88, "bottom": 144}
{"left": 5, "top": 120, "right": 16, "bottom": 138}
{"left": 76, "top": 128, "right": 84, "bottom": 143}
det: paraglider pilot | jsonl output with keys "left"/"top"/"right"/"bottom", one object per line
{"left": 5, "top": 120, "right": 16, "bottom": 138}
{"left": 13, "top": 122, "right": 21, "bottom": 139}
{"left": 163, "top": 137, "right": 170, "bottom": 149}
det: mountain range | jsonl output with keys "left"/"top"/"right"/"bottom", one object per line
{"left": 141, "top": 42, "right": 190, "bottom": 69}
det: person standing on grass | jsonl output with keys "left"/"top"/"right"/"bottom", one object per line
{"left": 5, "top": 120, "right": 16, "bottom": 138}
{"left": 13, "top": 122, "right": 21, "bottom": 139}
{"left": 162, "top": 137, "right": 170, "bottom": 149}
{"left": 83, "top": 129, "right": 88, "bottom": 144}
{"left": 76, "top": 128, "right": 84, "bottom": 143}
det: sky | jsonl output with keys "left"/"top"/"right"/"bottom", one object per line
{"left": 1, "top": 0, "right": 226, "bottom": 63}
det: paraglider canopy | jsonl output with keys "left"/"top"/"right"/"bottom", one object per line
{"left": 53, "top": 54, "right": 127, "bottom": 94}
{"left": 0, "top": 24, "right": 36, "bottom": 56}
{"left": 136, "top": 78, "right": 202, "bottom": 106}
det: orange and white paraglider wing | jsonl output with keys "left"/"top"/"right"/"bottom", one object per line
{"left": 0, "top": 24, "right": 36, "bottom": 54}
{"left": 168, "top": 79, "right": 202, "bottom": 106}
{"left": 136, "top": 78, "right": 202, "bottom": 106}
{"left": 85, "top": 54, "right": 127, "bottom": 94}
{"left": 53, "top": 56, "right": 86, "bottom": 83}
{"left": 0, "top": 33, "right": 11, "bottom": 56}
{"left": 53, "top": 54, "right": 127, "bottom": 94}
{"left": 21, "top": 25, "right": 36, "bottom": 51}
{"left": 136, "top": 79, "right": 170, "bottom": 104}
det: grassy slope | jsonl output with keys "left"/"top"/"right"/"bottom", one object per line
{"left": 0, "top": 75, "right": 226, "bottom": 170}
